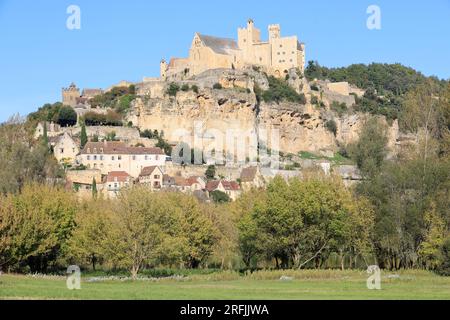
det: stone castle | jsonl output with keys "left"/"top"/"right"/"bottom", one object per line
{"left": 160, "top": 19, "right": 306, "bottom": 79}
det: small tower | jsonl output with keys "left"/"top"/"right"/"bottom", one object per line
{"left": 160, "top": 59, "right": 168, "bottom": 80}
{"left": 62, "top": 82, "right": 80, "bottom": 107}
{"left": 268, "top": 24, "right": 281, "bottom": 40}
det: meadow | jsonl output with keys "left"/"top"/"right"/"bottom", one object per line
{"left": 1, "top": 270, "right": 449, "bottom": 300}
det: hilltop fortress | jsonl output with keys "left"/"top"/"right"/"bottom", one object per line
{"left": 160, "top": 19, "right": 306, "bottom": 79}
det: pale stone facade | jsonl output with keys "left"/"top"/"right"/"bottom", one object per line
{"left": 62, "top": 83, "right": 81, "bottom": 107}
{"left": 53, "top": 132, "right": 80, "bottom": 164}
{"left": 78, "top": 141, "right": 166, "bottom": 177}
{"left": 34, "top": 122, "right": 62, "bottom": 140}
{"left": 161, "top": 19, "right": 305, "bottom": 79}
{"left": 138, "top": 166, "right": 164, "bottom": 190}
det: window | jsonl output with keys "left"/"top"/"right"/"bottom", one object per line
{"left": 279, "top": 44, "right": 283, "bottom": 48}
{"left": 100, "top": 148, "right": 104, "bottom": 153}
{"left": 112, "top": 156, "right": 115, "bottom": 160}
{"left": 100, "top": 155, "right": 104, "bottom": 160}
{"left": 94, "top": 155, "right": 97, "bottom": 160}
{"left": 132, "top": 155, "right": 136, "bottom": 161}
{"left": 155, "top": 155, "right": 159, "bottom": 160}
{"left": 277, "top": 52, "right": 280, "bottom": 55}
{"left": 72, "top": 148, "right": 75, "bottom": 153}
{"left": 145, "top": 155, "right": 148, "bottom": 160}
{"left": 60, "top": 148, "right": 64, "bottom": 153}
{"left": 154, "top": 175, "right": 160, "bottom": 179}
{"left": 118, "top": 155, "right": 122, "bottom": 160}
{"left": 87, "top": 155, "right": 90, "bottom": 160}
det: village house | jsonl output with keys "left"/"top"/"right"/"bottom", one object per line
{"left": 186, "top": 176, "right": 207, "bottom": 192}
{"left": 105, "top": 171, "right": 133, "bottom": 198}
{"left": 66, "top": 169, "right": 103, "bottom": 198}
{"left": 161, "top": 19, "right": 305, "bottom": 79}
{"left": 51, "top": 132, "right": 80, "bottom": 164}
{"left": 78, "top": 141, "right": 166, "bottom": 177}
{"left": 138, "top": 166, "right": 164, "bottom": 190}
{"left": 206, "top": 180, "right": 242, "bottom": 201}
{"left": 34, "top": 122, "right": 61, "bottom": 139}
{"left": 240, "top": 166, "right": 265, "bottom": 191}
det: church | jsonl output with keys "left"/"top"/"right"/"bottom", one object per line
{"left": 161, "top": 19, "right": 305, "bottom": 79}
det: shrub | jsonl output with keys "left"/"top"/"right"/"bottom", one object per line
{"left": 213, "top": 83, "right": 223, "bottom": 90}
{"left": 181, "top": 84, "right": 190, "bottom": 92}
{"left": 191, "top": 85, "right": 199, "bottom": 94}
{"left": 310, "top": 84, "right": 320, "bottom": 91}
{"left": 210, "top": 190, "right": 231, "bottom": 203}
{"left": 83, "top": 110, "right": 123, "bottom": 126}
{"left": 262, "top": 76, "right": 306, "bottom": 104}
{"left": 330, "top": 101, "right": 348, "bottom": 116}
{"left": 325, "top": 120, "right": 338, "bottom": 136}
{"left": 166, "top": 83, "right": 180, "bottom": 97}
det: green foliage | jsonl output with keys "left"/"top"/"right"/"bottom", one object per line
{"left": 181, "top": 84, "right": 190, "bottom": 92}
{"left": 325, "top": 120, "right": 337, "bottom": 136}
{"left": 0, "top": 183, "right": 77, "bottom": 272}
{"left": 0, "top": 118, "right": 62, "bottom": 195}
{"left": 83, "top": 110, "right": 123, "bottom": 127}
{"left": 205, "top": 165, "right": 216, "bottom": 181}
{"left": 92, "top": 178, "right": 97, "bottom": 199}
{"left": 210, "top": 190, "right": 231, "bottom": 204}
{"left": 330, "top": 101, "right": 348, "bottom": 117}
{"left": 213, "top": 83, "right": 223, "bottom": 90}
{"left": 236, "top": 176, "right": 375, "bottom": 269}
{"left": 166, "top": 83, "right": 180, "bottom": 97}
{"left": 90, "top": 86, "right": 136, "bottom": 112}
{"left": 262, "top": 76, "right": 306, "bottom": 104}
{"left": 191, "top": 85, "right": 199, "bottom": 94}
{"left": 347, "top": 117, "right": 388, "bottom": 177}
{"left": 57, "top": 106, "right": 77, "bottom": 127}
{"left": 80, "top": 123, "right": 88, "bottom": 148}
{"left": 305, "top": 61, "right": 447, "bottom": 121}
{"left": 28, "top": 102, "right": 63, "bottom": 123}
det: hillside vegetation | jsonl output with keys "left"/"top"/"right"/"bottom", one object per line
{"left": 305, "top": 61, "right": 448, "bottom": 121}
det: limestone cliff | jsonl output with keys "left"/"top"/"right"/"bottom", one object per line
{"left": 129, "top": 69, "right": 402, "bottom": 156}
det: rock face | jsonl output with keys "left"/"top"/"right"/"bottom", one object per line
{"left": 128, "top": 69, "right": 401, "bottom": 157}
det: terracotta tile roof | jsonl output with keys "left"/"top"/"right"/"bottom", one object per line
{"left": 106, "top": 171, "right": 131, "bottom": 183}
{"left": 81, "top": 141, "right": 164, "bottom": 155}
{"left": 186, "top": 176, "right": 204, "bottom": 186}
{"left": 174, "top": 176, "right": 190, "bottom": 187}
{"left": 206, "top": 180, "right": 240, "bottom": 192}
{"left": 240, "top": 167, "right": 258, "bottom": 182}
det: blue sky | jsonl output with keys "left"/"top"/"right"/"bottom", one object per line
{"left": 1, "top": 0, "right": 449, "bottom": 121}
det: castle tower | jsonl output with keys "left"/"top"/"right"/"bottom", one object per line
{"left": 160, "top": 59, "right": 168, "bottom": 80}
{"left": 62, "top": 82, "right": 80, "bottom": 107}
{"left": 268, "top": 24, "right": 281, "bottom": 40}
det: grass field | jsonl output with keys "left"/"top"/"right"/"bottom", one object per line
{"left": 0, "top": 270, "right": 449, "bottom": 300}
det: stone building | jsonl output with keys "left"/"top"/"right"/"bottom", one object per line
{"left": 105, "top": 171, "right": 133, "bottom": 198}
{"left": 62, "top": 83, "right": 81, "bottom": 107}
{"left": 161, "top": 19, "right": 305, "bottom": 79}
{"left": 52, "top": 132, "right": 80, "bottom": 164}
{"left": 240, "top": 166, "right": 265, "bottom": 191}
{"left": 78, "top": 141, "right": 166, "bottom": 177}
{"left": 138, "top": 166, "right": 164, "bottom": 190}
{"left": 34, "top": 122, "right": 62, "bottom": 139}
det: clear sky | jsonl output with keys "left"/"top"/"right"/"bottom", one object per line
{"left": 1, "top": 0, "right": 449, "bottom": 121}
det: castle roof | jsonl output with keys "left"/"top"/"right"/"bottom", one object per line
{"left": 81, "top": 141, "right": 164, "bottom": 155}
{"left": 106, "top": 171, "right": 132, "bottom": 183}
{"left": 197, "top": 34, "right": 239, "bottom": 55}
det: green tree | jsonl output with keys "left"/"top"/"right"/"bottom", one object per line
{"left": 205, "top": 165, "right": 216, "bottom": 181}
{"left": 92, "top": 178, "right": 97, "bottom": 199}
{"left": 0, "top": 183, "right": 77, "bottom": 272}
{"left": 80, "top": 123, "right": 88, "bottom": 148}
{"left": 57, "top": 106, "right": 77, "bottom": 127}
{"left": 348, "top": 117, "right": 388, "bottom": 177}
{"left": 210, "top": 190, "right": 231, "bottom": 204}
